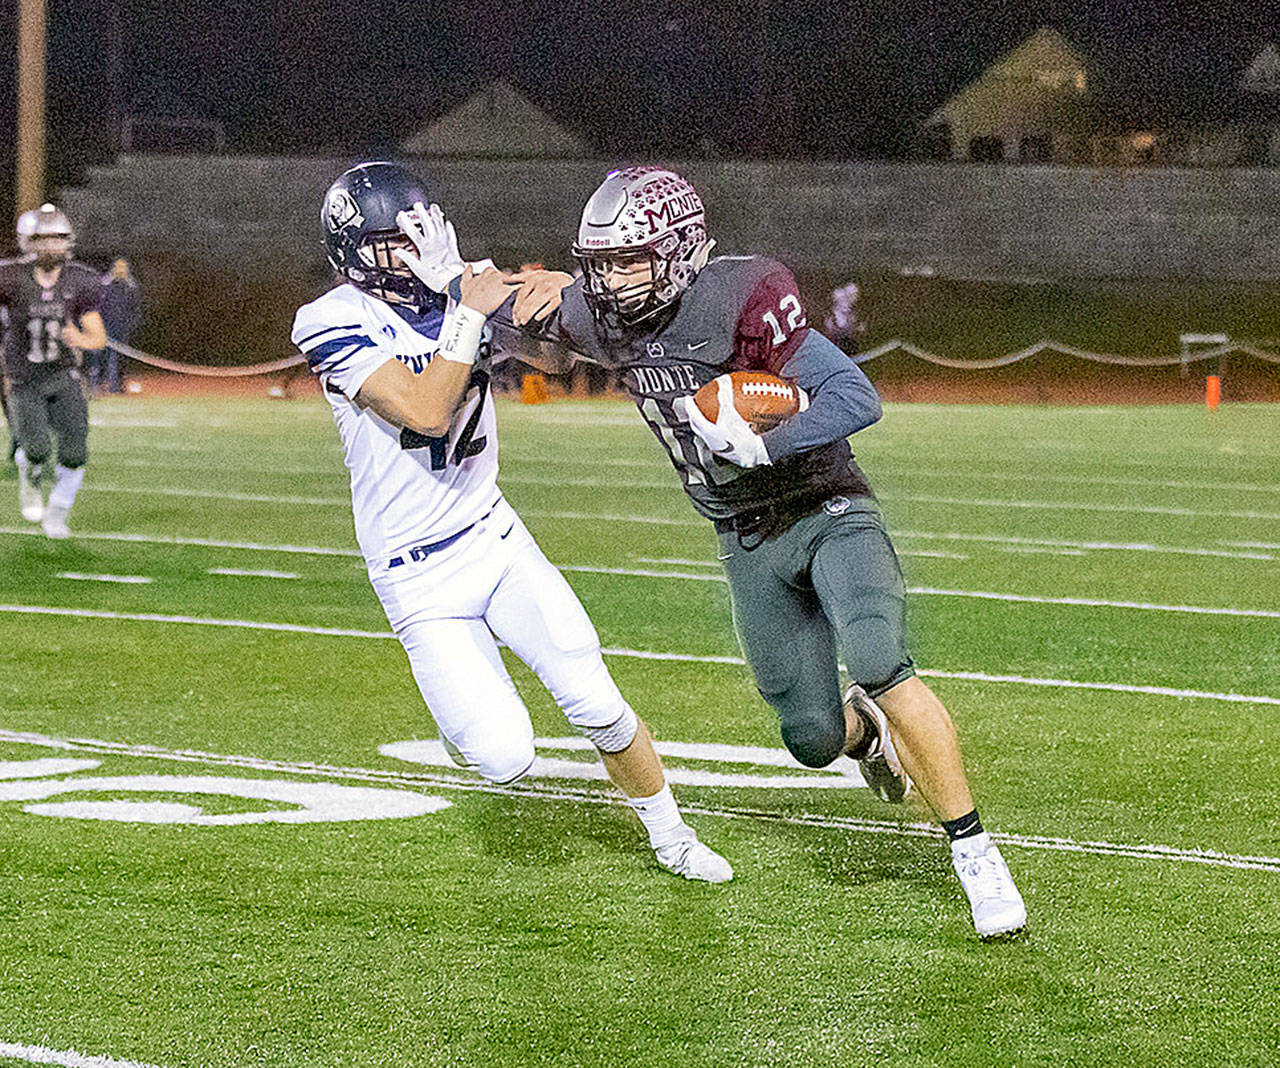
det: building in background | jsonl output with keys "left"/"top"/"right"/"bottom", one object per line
{"left": 399, "top": 81, "right": 592, "bottom": 159}
{"left": 1237, "top": 43, "right": 1280, "bottom": 164}
{"left": 921, "top": 30, "right": 1280, "bottom": 167}
{"left": 919, "top": 27, "right": 1091, "bottom": 164}
{"left": 1089, "top": 41, "right": 1280, "bottom": 167}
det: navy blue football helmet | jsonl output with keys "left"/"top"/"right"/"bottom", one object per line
{"left": 320, "top": 161, "right": 445, "bottom": 310}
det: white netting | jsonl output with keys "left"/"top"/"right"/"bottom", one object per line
{"left": 106, "top": 338, "right": 303, "bottom": 377}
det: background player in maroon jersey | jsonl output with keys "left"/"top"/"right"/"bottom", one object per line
{"left": 0, "top": 205, "right": 105, "bottom": 538}
{"left": 458, "top": 167, "right": 1026, "bottom": 938}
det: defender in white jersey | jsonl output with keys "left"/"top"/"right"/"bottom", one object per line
{"left": 291, "top": 161, "right": 731, "bottom": 883}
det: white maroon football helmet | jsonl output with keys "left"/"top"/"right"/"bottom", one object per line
{"left": 17, "top": 203, "right": 75, "bottom": 267}
{"left": 573, "top": 167, "right": 714, "bottom": 332}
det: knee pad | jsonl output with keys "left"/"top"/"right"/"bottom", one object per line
{"left": 779, "top": 714, "right": 846, "bottom": 769}
{"left": 552, "top": 646, "right": 635, "bottom": 748}
{"left": 844, "top": 616, "right": 911, "bottom": 697}
{"left": 580, "top": 704, "right": 639, "bottom": 754}
{"left": 479, "top": 740, "right": 536, "bottom": 786}
{"left": 56, "top": 446, "right": 87, "bottom": 469}
{"left": 22, "top": 443, "right": 50, "bottom": 468}
{"left": 447, "top": 727, "right": 534, "bottom": 785}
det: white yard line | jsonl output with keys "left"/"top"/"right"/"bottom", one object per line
{"left": 207, "top": 568, "right": 300, "bottom": 579}
{"left": 0, "top": 527, "right": 362, "bottom": 557}
{"left": 894, "top": 493, "right": 1280, "bottom": 522}
{"left": 0, "top": 1041, "right": 166, "bottom": 1068}
{"left": 876, "top": 467, "right": 1280, "bottom": 496}
{"left": 911, "top": 587, "right": 1280, "bottom": 620}
{"left": 0, "top": 604, "right": 391, "bottom": 639}
{"left": 68, "top": 478, "right": 1280, "bottom": 521}
{"left": 563, "top": 564, "right": 728, "bottom": 582}
{"left": 921, "top": 669, "right": 1280, "bottom": 707}
{"left": 996, "top": 546, "right": 1086, "bottom": 556}
{"left": 522, "top": 510, "right": 701, "bottom": 527}
{"left": 2, "top": 728, "right": 1277, "bottom": 874}
{"left": 563, "top": 564, "right": 1280, "bottom": 619}
{"left": 11, "top": 522, "right": 1274, "bottom": 564}
{"left": 635, "top": 556, "right": 722, "bottom": 567}
{"left": 55, "top": 573, "right": 153, "bottom": 585}
{"left": 895, "top": 530, "right": 1278, "bottom": 562}
{"left": 99, "top": 450, "right": 1280, "bottom": 495}
{"left": 502, "top": 472, "right": 673, "bottom": 489}
{"left": 2, "top": 521, "right": 1275, "bottom": 617}
{"left": 87, "top": 417, "right": 179, "bottom": 428}
{"left": 89, "top": 484, "right": 346, "bottom": 506}
{"left": 0, "top": 603, "right": 1276, "bottom": 706}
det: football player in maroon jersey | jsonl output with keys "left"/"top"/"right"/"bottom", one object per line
{"left": 0, "top": 205, "right": 105, "bottom": 538}
{"left": 398, "top": 166, "right": 1026, "bottom": 938}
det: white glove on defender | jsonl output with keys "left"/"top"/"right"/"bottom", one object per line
{"left": 680, "top": 378, "right": 771, "bottom": 469}
{"left": 393, "top": 202, "right": 466, "bottom": 292}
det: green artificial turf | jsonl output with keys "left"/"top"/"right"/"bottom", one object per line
{"left": 0, "top": 394, "right": 1276, "bottom": 1067}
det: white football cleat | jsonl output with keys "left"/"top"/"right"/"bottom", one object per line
{"left": 18, "top": 470, "right": 43, "bottom": 523}
{"left": 41, "top": 504, "right": 70, "bottom": 540}
{"left": 654, "top": 835, "right": 734, "bottom": 884}
{"left": 844, "top": 683, "right": 911, "bottom": 803}
{"left": 951, "top": 832, "right": 1027, "bottom": 938}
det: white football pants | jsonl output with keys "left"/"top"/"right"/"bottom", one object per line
{"left": 369, "top": 496, "right": 633, "bottom": 784}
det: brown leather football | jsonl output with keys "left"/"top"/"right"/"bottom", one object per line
{"left": 693, "top": 372, "right": 803, "bottom": 432}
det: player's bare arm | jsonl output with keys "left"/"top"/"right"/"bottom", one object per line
{"left": 60, "top": 309, "right": 106, "bottom": 352}
{"left": 356, "top": 265, "right": 516, "bottom": 435}
{"left": 508, "top": 269, "right": 574, "bottom": 326}
{"left": 292, "top": 162, "right": 733, "bottom": 886}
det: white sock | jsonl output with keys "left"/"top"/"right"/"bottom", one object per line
{"left": 47, "top": 465, "right": 85, "bottom": 512}
{"left": 628, "top": 783, "right": 691, "bottom": 849}
{"left": 15, "top": 449, "right": 40, "bottom": 484}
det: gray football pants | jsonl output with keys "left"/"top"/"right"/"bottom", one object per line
{"left": 717, "top": 497, "right": 916, "bottom": 769}
{"left": 10, "top": 369, "right": 90, "bottom": 469}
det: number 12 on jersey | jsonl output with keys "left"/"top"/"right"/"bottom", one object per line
{"left": 760, "top": 294, "right": 805, "bottom": 346}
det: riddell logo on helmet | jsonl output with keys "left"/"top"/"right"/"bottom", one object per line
{"left": 642, "top": 192, "right": 702, "bottom": 234}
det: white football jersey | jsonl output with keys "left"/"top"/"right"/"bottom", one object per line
{"left": 291, "top": 284, "right": 499, "bottom": 563}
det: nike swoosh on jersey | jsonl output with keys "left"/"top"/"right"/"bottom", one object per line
{"left": 687, "top": 340, "right": 710, "bottom": 351}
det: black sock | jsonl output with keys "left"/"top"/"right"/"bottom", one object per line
{"left": 942, "top": 809, "right": 984, "bottom": 841}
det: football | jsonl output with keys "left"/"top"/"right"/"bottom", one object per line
{"left": 692, "top": 372, "right": 805, "bottom": 433}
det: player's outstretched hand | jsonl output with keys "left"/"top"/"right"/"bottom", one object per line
{"left": 458, "top": 265, "right": 521, "bottom": 317}
{"left": 681, "top": 387, "right": 771, "bottom": 468}
{"left": 508, "top": 269, "right": 575, "bottom": 325}
{"left": 393, "top": 202, "right": 466, "bottom": 292}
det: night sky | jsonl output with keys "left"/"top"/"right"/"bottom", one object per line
{"left": 1, "top": 0, "right": 1278, "bottom": 207}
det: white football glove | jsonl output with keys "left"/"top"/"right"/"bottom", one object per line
{"left": 681, "top": 377, "right": 771, "bottom": 468}
{"left": 393, "top": 202, "right": 466, "bottom": 293}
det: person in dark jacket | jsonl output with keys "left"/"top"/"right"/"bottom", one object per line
{"left": 97, "top": 258, "right": 141, "bottom": 395}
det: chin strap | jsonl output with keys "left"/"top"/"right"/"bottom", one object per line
{"left": 690, "top": 238, "right": 716, "bottom": 274}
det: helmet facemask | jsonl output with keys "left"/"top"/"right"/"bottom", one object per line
{"left": 348, "top": 230, "right": 426, "bottom": 305}
{"left": 576, "top": 222, "right": 712, "bottom": 334}
{"left": 574, "top": 167, "right": 713, "bottom": 335}
{"left": 28, "top": 236, "right": 74, "bottom": 270}
{"left": 17, "top": 204, "right": 75, "bottom": 269}
{"left": 320, "top": 162, "right": 447, "bottom": 315}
